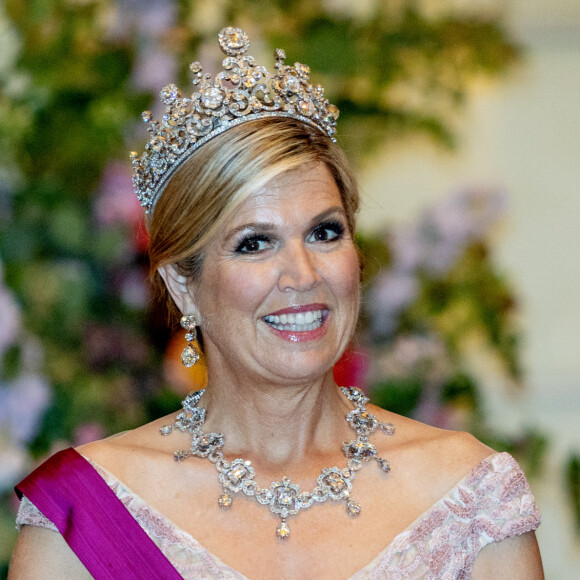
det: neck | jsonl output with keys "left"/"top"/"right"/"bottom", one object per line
{"left": 165, "top": 382, "right": 393, "bottom": 540}
{"left": 199, "top": 369, "right": 351, "bottom": 470}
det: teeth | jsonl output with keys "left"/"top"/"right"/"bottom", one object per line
{"left": 264, "top": 309, "right": 324, "bottom": 332}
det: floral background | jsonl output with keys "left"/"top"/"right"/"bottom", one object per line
{"left": 0, "top": 0, "right": 577, "bottom": 576}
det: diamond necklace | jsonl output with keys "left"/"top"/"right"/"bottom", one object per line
{"left": 160, "top": 386, "right": 395, "bottom": 540}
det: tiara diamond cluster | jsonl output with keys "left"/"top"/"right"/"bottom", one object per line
{"left": 130, "top": 27, "right": 340, "bottom": 213}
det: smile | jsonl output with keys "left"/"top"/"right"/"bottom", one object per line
{"left": 264, "top": 309, "right": 326, "bottom": 332}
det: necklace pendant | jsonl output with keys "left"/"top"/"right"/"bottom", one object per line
{"left": 218, "top": 493, "right": 233, "bottom": 509}
{"left": 346, "top": 499, "right": 361, "bottom": 517}
{"left": 168, "top": 387, "right": 393, "bottom": 541}
{"left": 160, "top": 424, "right": 173, "bottom": 436}
{"left": 174, "top": 450, "right": 190, "bottom": 462}
{"left": 377, "top": 458, "right": 391, "bottom": 473}
{"left": 276, "top": 518, "right": 290, "bottom": 540}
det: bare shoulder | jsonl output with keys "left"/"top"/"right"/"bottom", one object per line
{"left": 369, "top": 404, "right": 495, "bottom": 501}
{"left": 9, "top": 525, "right": 91, "bottom": 579}
{"left": 76, "top": 412, "right": 183, "bottom": 485}
{"left": 472, "top": 531, "right": 544, "bottom": 579}
{"left": 9, "top": 416, "right": 184, "bottom": 579}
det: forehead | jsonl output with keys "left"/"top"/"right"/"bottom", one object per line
{"left": 230, "top": 163, "right": 343, "bottom": 223}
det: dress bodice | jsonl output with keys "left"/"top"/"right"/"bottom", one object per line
{"left": 16, "top": 452, "right": 540, "bottom": 579}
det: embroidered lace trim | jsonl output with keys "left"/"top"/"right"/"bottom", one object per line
{"left": 351, "top": 452, "right": 541, "bottom": 578}
{"left": 16, "top": 452, "right": 540, "bottom": 579}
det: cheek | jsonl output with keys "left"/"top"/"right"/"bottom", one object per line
{"left": 334, "top": 247, "right": 361, "bottom": 299}
{"left": 232, "top": 263, "right": 277, "bottom": 307}
{"left": 201, "top": 262, "right": 275, "bottom": 321}
{"left": 323, "top": 247, "right": 361, "bottom": 323}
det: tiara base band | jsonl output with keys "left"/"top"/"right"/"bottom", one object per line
{"left": 141, "top": 112, "right": 324, "bottom": 214}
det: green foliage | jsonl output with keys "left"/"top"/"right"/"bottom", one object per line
{"left": 418, "top": 242, "right": 521, "bottom": 378}
{"left": 357, "top": 191, "right": 544, "bottom": 473}
{"left": 182, "top": 0, "right": 520, "bottom": 159}
{"left": 5, "top": 0, "right": 148, "bottom": 191}
{"left": 360, "top": 233, "right": 521, "bottom": 384}
{"left": 370, "top": 377, "right": 422, "bottom": 417}
{"left": 1, "top": 0, "right": 162, "bottom": 458}
{"left": 479, "top": 430, "right": 547, "bottom": 480}
{"left": 566, "top": 454, "right": 580, "bottom": 533}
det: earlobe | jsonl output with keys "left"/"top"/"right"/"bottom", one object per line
{"left": 157, "top": 265, "right": 198, "bottom": 316}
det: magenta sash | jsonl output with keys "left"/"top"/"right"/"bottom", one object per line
{"left": 15, "top": 447, "right": 182, "bottom": 579}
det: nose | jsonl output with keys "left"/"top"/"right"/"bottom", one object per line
{"left": 277, "top": 241, "right": 322, "bottom": 293}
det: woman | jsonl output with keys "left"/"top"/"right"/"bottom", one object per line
{"left": 10, "top": 27, "right": 542, "bottom": 579}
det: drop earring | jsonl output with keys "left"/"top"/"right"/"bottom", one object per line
{"left": 180, "top": 315, "right": 200, "bottom": 367}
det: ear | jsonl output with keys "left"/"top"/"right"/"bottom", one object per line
{"left": 158, "top": 265, "right": 199, "bottom": 318}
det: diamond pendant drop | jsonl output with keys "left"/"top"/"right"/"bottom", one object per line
{"left": 377, "top": 458, "right": 391, "bottom": 473}
{"left": 276, "top": 518, "right": 290, "bottom": 540}
{"left": 181, "top": 344, "right": 200, "bottom": 367}
{"left": 346, "top": 499, "right": 361, "bottom": 517}
{"left": 160, "top": 424, "right": 173, "bottom": 436}
{"left": 218, "top": 493, "right": 233, "bottom": 509}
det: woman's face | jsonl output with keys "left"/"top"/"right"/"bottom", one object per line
{"left": 190, "top": 162, "right": 360, "bottom": 385}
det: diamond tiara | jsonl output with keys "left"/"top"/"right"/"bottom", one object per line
{"left": 130, "top": 27, "right": 340, "bottom": 213}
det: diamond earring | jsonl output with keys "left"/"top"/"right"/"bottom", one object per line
{"left": 180, "top": 315, "right": 200, "bottom": 367}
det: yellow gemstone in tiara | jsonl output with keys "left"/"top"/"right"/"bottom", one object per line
{"left": 130, "top": 27, "right": 339, "bottom": 214}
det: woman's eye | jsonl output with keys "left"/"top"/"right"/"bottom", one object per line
{"left": 235, "top": 236, "right": 272, "bottom": 254}
{"left": 308, "top": 221, "right": 344, "bottom": 243}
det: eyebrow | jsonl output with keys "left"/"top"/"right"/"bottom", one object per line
{"left": 225, "top": 206, "right": 347, "bottom": 240}
{"left": 308, "top": 206, "right": 347, "bottom": 228}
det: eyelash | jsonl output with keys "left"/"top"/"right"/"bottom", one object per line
{"left": 308, "top": 220, "right": 345, "bottom": 243}
{"left": 234, "top": 220, "right": 346, "bottom": 254}
{"left": 234, "top": 234, "right": 271, "bottom": 254}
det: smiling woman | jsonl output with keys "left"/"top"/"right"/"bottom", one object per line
{"left": 148, "top": 116, "right": 359, "bottom": 321}
{"left": 160, "top": 162, "right": 360, "bottom": 386}
{"left": 9, "top": 27, "right": 543, "bottom": 579}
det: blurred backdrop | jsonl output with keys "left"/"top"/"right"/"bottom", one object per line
{"left": 0, "top": 0, "right": 578, "bottom": 577}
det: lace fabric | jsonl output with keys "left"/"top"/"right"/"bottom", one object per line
{"left": 16, "top": 452, "right": 540, "bottom": 579}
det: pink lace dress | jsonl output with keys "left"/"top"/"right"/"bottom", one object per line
{"left": 16, "top": 452, "right": 540, "bottom": 579}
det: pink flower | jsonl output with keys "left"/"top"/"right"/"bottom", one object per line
{"left": 417, "top": 189, "right": 506, "bottom": 275}
{"left": 373, "top": 270, "right": 419, "bottom": 312}
{"left": 138, "top": 1, "right": 176, "bottom": 37}
{"left": 74, "top": 422, "right": 106, "bottom": 445}
{"left": 94, "top": 162, "right": 143, "bottom": 227}
{"left": 368, "top": 270, "right": 419, "bottom": 336}
{"left": 120, "top": 267, "right": 150, "bottom": 309}
{"left": 133, "top": 48, "right": 177, "bottom": 92}
{"left": 0, "top": 374, "right": 52, "bottom": 443}
{"left": 391, "top": 227, "right": 423, "bottom": 271}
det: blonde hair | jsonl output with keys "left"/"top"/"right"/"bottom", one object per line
{"left": 147, "top": 117, "right": 359, "bottom": 322}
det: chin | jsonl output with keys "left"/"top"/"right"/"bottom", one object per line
{"left": 261, "top": 348, "right": 343, "bottom": 384}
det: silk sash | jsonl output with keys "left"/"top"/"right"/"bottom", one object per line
{"left": 16, "top": 447, "right": 182, "bottom": 579}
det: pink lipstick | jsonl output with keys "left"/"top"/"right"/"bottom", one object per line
{"left": 263, "top": 304, "right": 329, "bottom": 342}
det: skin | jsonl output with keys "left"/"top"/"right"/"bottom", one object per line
{"left": 9, "top": 163, "right": 543, "bottom": 579}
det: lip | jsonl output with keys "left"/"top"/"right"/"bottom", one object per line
{"left": 262, "top": 305, "right": 329, "bottom": 343}
{"left": 265, "top": 303, "right": 328, "bottom": 317}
